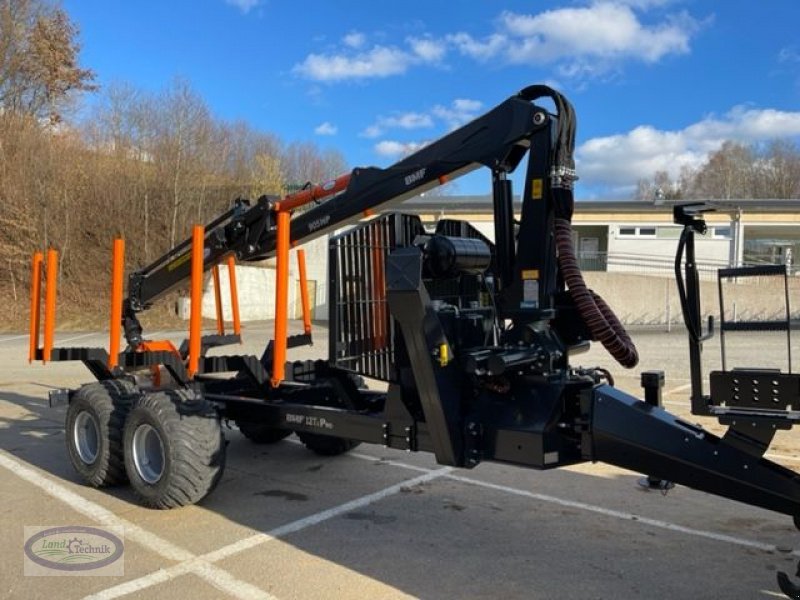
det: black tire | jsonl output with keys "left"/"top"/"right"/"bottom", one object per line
{"left": 296, "top": 372, "right": 364, "bottom": 456}
{"left": 65, "top": 379, "right": 136, "bottom": 487}
{"left": 296, "top": 431, "right": 361, "bottom": 456}
{"left": 235, "top": 420, "right": 291, "bottom": 444}
{"left": 123, "top": 389, "right": 226, "bottom": 509}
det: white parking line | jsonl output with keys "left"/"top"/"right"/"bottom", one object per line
{"left": 0, "top": 450, "right": 275, "bottom": 600}
{"left": 344, "top": 448, "right": 799, "bottom": 557}
{"left": 87, "top": 467, "right": 452, "bottom": 599}
{"left": 665, "top": 383, "right": 692, "bottom": 395}
{"left": 0, "top": 334, "right": 28, "bottom": 343}
{"left": 89, "top": 439, "right": 800, "bottom": 600}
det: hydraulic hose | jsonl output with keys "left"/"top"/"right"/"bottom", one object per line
{"left": 554, "top": 218, "right": 639, "bottom": 368}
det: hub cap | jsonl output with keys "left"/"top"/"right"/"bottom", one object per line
{"left": 132, "top": 424, "right": 165, "bottom": 484}
{"left": 73, "top": 411, "right": 100, "bottom": 465}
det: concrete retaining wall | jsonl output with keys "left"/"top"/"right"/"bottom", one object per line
{"left": 584, "top": 271, "right": 799, "bottom": 326}
{"left": 178, "top": 236, "right": 331, "bottom": 323}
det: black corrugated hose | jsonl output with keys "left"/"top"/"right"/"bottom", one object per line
{"left": 520, "top": 85, "right": 638, "bottom": 368}
{"left": 555, "top": 217, "right": 639, "bottom": 368}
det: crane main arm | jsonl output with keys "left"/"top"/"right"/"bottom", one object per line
{"left": 124, "top": 87, "right": 549, "bottom": 327}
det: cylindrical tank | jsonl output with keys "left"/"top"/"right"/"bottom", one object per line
{"left": 423, "top": 235, "right": 491, "bottom": 279}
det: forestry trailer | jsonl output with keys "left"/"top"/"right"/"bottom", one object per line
{"left": 28, "top": 85, "right": 800, "bottom": 596}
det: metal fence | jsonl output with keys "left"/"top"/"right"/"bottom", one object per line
{"left": 580, "top": 251, "right": 794, "bottom": 278}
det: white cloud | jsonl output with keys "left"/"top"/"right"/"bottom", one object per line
{"left": 294, "top": 36, "right": 446, "bottom": 83}
{"left": 314, "top": 122, "right": 338, "bottom": 136}
{"left": 779, "top": 46, "right": 800, "bottom": 64}
{"left": 431, "top": 98, "right": 483, "bottom": 130}
{"left": 294, "top": 46, "right": 413, "bottom": 82}
{"left": 225, "top": 0, "right": 259, "bottom": 14}
{"left": 446, "top": 32, "right": 507, "bottom": 62}
{"left": 343, "top": 32, "right": 366, "bottom": 49}
{"left": 361, "top": 112, "right": 434, "bottom": 138}
{"left": 374, "top": 140, "right": 429, "bottom": 158}
{"left": 408, "top": 37, "right": 447, "bottom": 62}
{"left": 295, "top": 2, "right": 702, "bottom": 84}
{"left": 449, "top": 2, "right": 702, "bottom": 78}
{"left": 362, "top": 99, "right": 482, "bottom": 140}
{"left": 577, "top": 106, "right": 800, "bottom": 195}
{"left": 364, "top": 98, "right": 485, "bottom": 158}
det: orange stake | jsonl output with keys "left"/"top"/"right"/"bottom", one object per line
{"left": 271, "top": 210, "right": 290, "bottom": 387}
{"left": 28, "top": 252, "right": 44, "bottom": 363}
{"left": 227, "top": 255, "right": 241, "bottom": 336}
{"left": 188, "top": 225, "right": 204, "bottom": 378}
{"left": 297, "top": 249, "right": 312, "bottom": 336}
{"left": 212, "top": 265, "right": 224, "bottom": 335}
{"left": 43, "top": 249, "right": 58, "bottom": 364}
{"left": 108, "top": 239, "right": 125, "bottom": 369}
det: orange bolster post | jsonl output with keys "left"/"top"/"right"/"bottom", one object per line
{"left": 212, "top": 265, "right": 225, "bottom": 335}
{"left": 188, "top": 225, "right": 204, "bottom": 378}
{"left": 42, "top": 249, "right": 58, "bottom": 364}
{"left": 297, "top": 249, "right": 312, "bottom": 336}
{"left": 226, "top": 255, "right": 241, "bottom": 337}
{"left": 271, "top": 210, "right": 290, "bottom": 387}
{"left": 108, "top": 238, "right": 125, "bottom": 369}
{"left": 28, "top": 251, "right": 44, "bottom": 363}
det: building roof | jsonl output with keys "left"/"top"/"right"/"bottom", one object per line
{"left": 401, "top": 194, "right": 800, "bottom": 215}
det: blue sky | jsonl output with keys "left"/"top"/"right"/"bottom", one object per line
{"left": 63, "top": 0, "right": 800, "bottom": 199}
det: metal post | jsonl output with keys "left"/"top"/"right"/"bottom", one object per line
{"left": 212, "top": 265, "right": 224, "bottom": 335}
{"left": 637, "top": 371, "right": 674, "bottom": 491}
{"left": 188, "top": 225, "right": 204, "bottom": 378}
{"left": 28, "top": 251, "right": 43, "bottom": 363}
{"left": 108, "top": 239, "right": 125, "bottom": 369}
{"left": 226, "top": 255, "right": 241, "bottom": 337}
{"left": 272, "top": 210, "right": 290, "bottom": 387}
{"left": 297, "top": 249, "right": 312, "bottom": 336}
{"left": 43, "top": 249, "right": 59, "bottom": 364}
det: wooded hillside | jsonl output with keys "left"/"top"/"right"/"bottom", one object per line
{"left": 0, "top": 0, "right": 345, "bottom": 329}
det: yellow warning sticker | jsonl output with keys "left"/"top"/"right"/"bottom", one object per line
{"left": 531, "top": 178, "right": 543, "bottom": 199}
{"left": 522, "top": 269, "right": 540, "bottom": 279}
{"left": 167, "top": 253, "right": 191, "bottom": 272}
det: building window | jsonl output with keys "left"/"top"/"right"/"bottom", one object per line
{"left": 712, "top": 226, "right": 731, "bottom": 239}
{"left": 656, "top": 226, "right": 682, "bottom": 239}
{"left": 618, "top": 226, "right": 656, "bottom": 237}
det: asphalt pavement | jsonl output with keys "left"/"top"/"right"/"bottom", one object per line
{"left": 1, "top": 323, "right": 799, "bottom": 599}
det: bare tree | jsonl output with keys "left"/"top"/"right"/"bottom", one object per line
{"left": 282, "top": 141, "right": 347, "bottom": 188}
{"left": 634, "top": 170, "right": 685, "bottom": 201}
{"left": 692, "top": 142, "right": 755, "bottom": 200}
{"left": 0, "top": 0, "right": 95, "bottom": 123}
{"left": 752, "top": 140, "right": 800, "bottom": 199}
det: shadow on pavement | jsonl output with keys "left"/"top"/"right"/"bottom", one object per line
{"left": 0, "top": 389, "right": 795, "bottom": 600}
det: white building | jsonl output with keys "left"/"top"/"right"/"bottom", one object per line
{"left": 202, "top": 197, "right": 800, "bottom": 322}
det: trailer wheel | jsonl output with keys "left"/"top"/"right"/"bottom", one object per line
{"left": 123, "top": 390, "right": 225, "bottom": 509}
{"left": 296, "top": 373, "right": 364, "bottom": 456}
{"left": 296, "top": 432, "right": 360, "bottom": 456}
{"left": 65, "top": 380, "right": 136, "bottom": 487}
{"left": 235, "top": 420, "right": 291, "bottom": 444}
